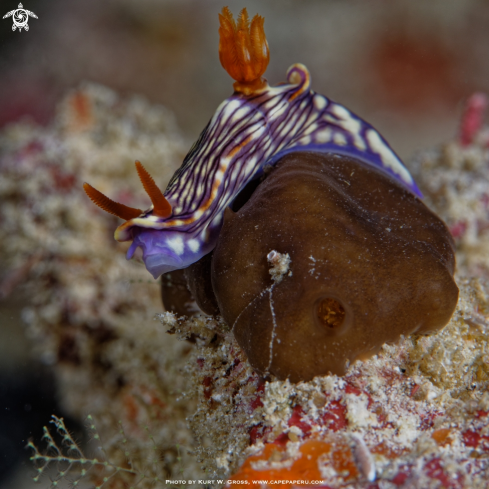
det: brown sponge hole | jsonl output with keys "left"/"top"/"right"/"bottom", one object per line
{"left": 317, "top": 298, "right": 346, "bottom": 330}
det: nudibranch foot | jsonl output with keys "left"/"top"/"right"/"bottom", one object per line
{"left": 127, "top": 227, "right": 217, "bottom": 279}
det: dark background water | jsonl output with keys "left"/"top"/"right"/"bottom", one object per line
{"left": 1, "top": 0, "right": 489, "bottom": 486}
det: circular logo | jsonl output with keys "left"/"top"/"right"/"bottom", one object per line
{"left": 13, "top": 8, "right": 29, "bottom": 31}
{"left": 3, "top": 3, "right": 38, "bottom": 32}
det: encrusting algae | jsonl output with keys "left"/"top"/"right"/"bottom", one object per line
{"left": 164, "top": 277, "right": 489, "bottom": 487}
{"left": 0, "top": 83, "right": 205, "bottom": 484}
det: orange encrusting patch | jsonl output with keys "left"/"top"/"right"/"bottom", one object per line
{"left": 432, "top": 428, "right": 453, "bottom": 447}
{"left": 228, "top": 438, "right": 359, "bottom": 488}
{"left": 219, "top": 7, "right": 269, "bottom": 94}
{"left": 135, "top": 161, "right": 172, "bottom": 218}
{"left": 371, "top": 441, "right": 407, "bottom": 459}
{"left": 83, "top": 183, "right": 142, "bottom": 220}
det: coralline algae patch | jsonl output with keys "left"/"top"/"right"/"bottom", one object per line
{"left": 410, "top": 93, "right": 489, "bottom": 278}
{"left": 160, "top": 312, "right": 266, "bottom": 475}
{"left": 162, "top": 277, "right": 489, "bottom": 488}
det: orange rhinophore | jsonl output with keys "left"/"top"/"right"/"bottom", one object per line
{"left": 218, "top": 7, "right": 270, "bottom": 94}
{"left": 135, "top": 161, "right": 172, "bottom": 218}
{"left": 83, "top": 161, "right": 172, "bottom": 221}
{"left": 83, "top": 183, "right": 142, "bottom": 221}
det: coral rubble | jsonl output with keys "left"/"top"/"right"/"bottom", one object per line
{"left": 410, "top": 93, "right": 489, "bottom": 278}
{"left": 169, "top": 278, "right": 489, "bottom": 488}
{"left": 0, "top": 84, "right": 204, "bottom": 484}
{"left": 3, "top": 83, "right": 489, "bottom": 488}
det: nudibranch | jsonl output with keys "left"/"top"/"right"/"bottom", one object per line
{"left": 84, "top": 7, "right": 422, "bottom": 280}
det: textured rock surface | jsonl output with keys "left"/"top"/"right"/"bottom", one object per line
{"left": 3, "top": 83, "right": 489, "bottom": 488}
{"left": 171, "top": 276, "right": 489, "bottom": 488}
{"left": 410, "top": 93, "right": 489, "bottom": 278}
{"left": 0, "top": 84, "right": 204, "bottom": 485}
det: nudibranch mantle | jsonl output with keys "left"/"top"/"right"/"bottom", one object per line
{"left": 115, "top": 63, "right": 421, "bottom": 278}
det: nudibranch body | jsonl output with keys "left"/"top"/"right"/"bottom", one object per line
{"left": 84, "top": 8, "right": 421, "bottom": 279}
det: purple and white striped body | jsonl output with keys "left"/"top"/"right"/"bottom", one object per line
{"left": 117, "top": 64, "right": 421, "bottom": 279}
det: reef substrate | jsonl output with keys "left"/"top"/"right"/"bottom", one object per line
{"left": 3, "top": 86, "right": 489, "bottom": 488}
{"left": 162, "top": 276, "right": 489, "bottom": 487}
{"left": 161, "top": 94, "right": 489, "bottom": 488}
{"left": 0, "top": 84, "right": 204, "bottom": 484}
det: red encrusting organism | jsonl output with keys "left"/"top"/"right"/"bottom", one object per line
{"left": 459, "top": 92, "right": 488, "bottom": 146}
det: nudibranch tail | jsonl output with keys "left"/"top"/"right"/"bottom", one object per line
{"left": 218, "top": 6, "right": 269, "bottom": 94}
{"left": 135, "top": 161, "right": 172, "bottom": 218}
{"left": 83, "top": 182, "right": 142, "bottom": 220}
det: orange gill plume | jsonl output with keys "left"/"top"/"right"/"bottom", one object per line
{"left": 218, "top": 7, "right": 270, "bottom": 95}
{"left": 83, "top": 161, "right": 172, "bottom": 220}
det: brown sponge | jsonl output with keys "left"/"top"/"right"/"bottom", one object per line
{"left": 211, "top": 151, "right": 459, "bottom": 382}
